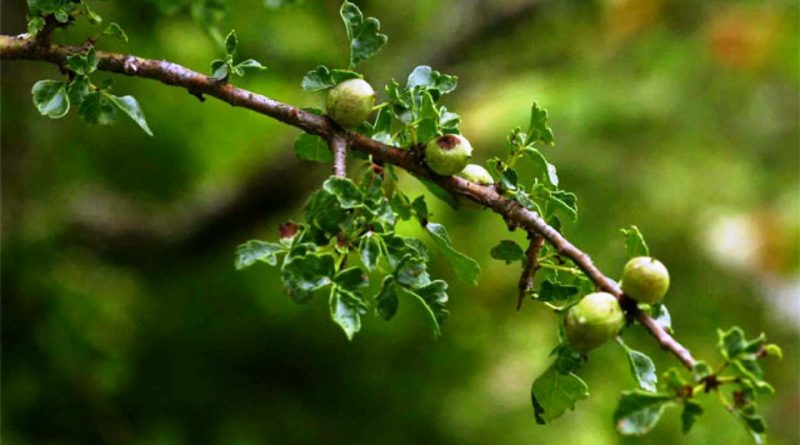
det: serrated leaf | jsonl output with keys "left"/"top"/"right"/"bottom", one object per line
{"left": 650, "top": 303, "right": 672, "bottom": 333}
{"left": 235, "top": 240, "right": 283, "bottom": 269}
{"left": 358, "top": 232, "right": 382, "bottom": 272}
{"left": 340, "top": 1, "right": 387, "bottom": 69}
{"left": 103, "top": 22, "right": 129, "bottom": 43}
{"left": 527, "top": 101, "right": 554, "bottom": 145}
{"left": 621, "top": 225, "right": 650, "bottom": 258}
{"left": 79, "top": 91, "right": 116, "bottom": 125}
{"left": 32, "top": 80, "right": 70, "bottom": 118}
{"left": 322, "top": 176, "right": 363, "bottom": 209}
{"left": 400, "top": 279, "right": 448, "bottom": 336}
{"left": 395, "top": 255, "right": 430, "bottom": 288}
{"left": 426, "top": 223, "right": 480, "bottom": 285}
{"left": 549, "top": 190, "right": 578, "bottom": 221}
{"left": 281, "top": 253, "right": 335, "bottom": 303}
{"left": 681, "top": 401, "right": 703, "bottom": 434}
{"left": 106, "top": 94, "right": 153, "bottom": 136}
{"left": 334, "top": 267, "right": 368, "bottom": 290}
{"left": 27, "top": 16, "right": 45, "bottom": 35}
{"left": 551, "top": 343, "right": 583, "bottom": 374}
{"left": 405, "top": 65, "right": 457, "bottom": 99}
{"left": 531, "top": 365, "right": 589, "bottom": 424}
{"left": 301, "top": 65, "right": 361, "bottom": 92}
{"left": 490, "top": 240, "right": 525, "bottom": 264}
{"left": 375, "top": 276, "right": 398, "bottom": 320}
{"left": 538, "top": 280, "right": 579, "bottom": 303}
{"left": 613, "top": 391, "right": 674, "bottom": 435}
{"left": 619, "top": 340, "right": 658, "bottom": 392}
{"left": 67, "top": 75, "right": 90, "bottom": 107}
{"left": 294, "top": 133, "right": 333, "bottom": 163}
{"left": 329, "top": 286, "right": 366, "bottom": 340}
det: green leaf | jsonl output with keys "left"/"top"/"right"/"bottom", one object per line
{"left": 410, "top": 195, "right": 428, "bottom": 223}
{"left": 81, "top": 1, "right": 102, "bottom": 24}
{"left": 334, "top": 267, "right": 368, "bottom": 290}
{"left": 521, "top": 147, "right": 558, "bottom": 187}
{"left": 691, "top": 361, "right": 712, "bottom": 383}
{"left": 31, "top": 80, "right": 70, "bottom": 118}
{"left": 103, "top": 22, "right": 129, "bottom": 43}
{"left": 211, "top": 59, "right": 229, "bottom": 80}
{"left": 339, "top": 1, "right": 388, "bottom": 69}
{"left": 681, "top": 401, "right": 703, "bottom": 434}
{"left": 400, "top": 279, "right": 449, "bottom": 336}
{"left": 264, "top": 0, "right": 302, "bottom": 9}
{"left": 395, "top": 255, "right": 430, "bottom": 288}
{"left": 548, "top": 190, "right": 578, "bottom": 221}
{"left": 322, "top": 176, "right": 363, "bottom": 209}
{"left": 79, "top": 91, "right": 116, "bottom": 125}
{"left": 621, "top": 225, "right": 650, "bottom": 258}
{"left": 281, "top": 253, "right": 335, "bottom": 303}
{"left": 426, "top": 223, "right": 480, "bottom": 285}
{"left": 358, "top": 232, "right": 382, "bottom": 272}
{"left": 235, "top": 240, "right": 283, "bottom": 269}
{"left": 301, "top": 65, "right": 361, "bottom": 92}
{"left": 613, "top": 391, "right": 674, "bottom": 435}
{"left": 764, "top": 344, "right": 782, "bottom": 359}
{"left": 106, "top": 94, "right": 153, "bottom": 136}
{"left": 531, "top": 365, "right": 589, "bottom": 424}
{"left": 490, "top": 240, "right": 525, "bottom": 264}
{"left": 650, "top": 303, "right": 672, "bottom": 333}
{"left": 27, "top": 15, "right": 45, "bottom": 35}
{"left": 618, "top": 340, "right": 658, "bottom": 392}
{"left": 66, "top": 47, "right": 97, "bottom": 76}
{"left": 375, "top": 276, "right": 398, "bottom": 320}
{"left": 551, "top": 343, "right": 584, "bottom": 374}
{"left": 329, "top": 286, "right": 367, "bottom": 340}
{"left": 538, "top": 280, "right": 579, "bottom": 304}
{"left": 526, "top": 101, "right": 554, "bottom": 146}
{"left": 406, "top": 65, "right": 458, "bottom": 99}
{"left": 294, "top": 133, "right": 333, "bottom": 163}
{"left": 234, "top": 59, "right": 267, "bottom": 73}
{"left": 224, "top": 29, "right": 238, "bottom": 55}
{"left": 718, "top": 326, "right": 747, "bottom": 360}
{"left": 67, "top": 75, "right": 90, "bottom": 107}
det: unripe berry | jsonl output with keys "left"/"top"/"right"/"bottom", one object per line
{"left": 326, "top": 79, "right": 376, "bottom": 128}
{"left": 620, "top": 256, "right": 670, "bottom": 304}
{"left": 565, "top": 292, "right": 625, "bottom": 351}
{"left": 457, "top": 164, "right": 494, "bottom": 185}
{"left": 424, "top": 134, "right": 473, "bottom": 176}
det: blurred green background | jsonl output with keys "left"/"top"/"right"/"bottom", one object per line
{"left": 2, "top": 0, "right": 798, "bottom": 444}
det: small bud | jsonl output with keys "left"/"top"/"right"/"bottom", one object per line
{"left": 326, "top": 79, "right": 376, "bottom": 128}
{"left": 565, "top": 292, "right": 625, "bottom": 351}
{"left": 457, "top": 163, "right": 494, "bottom": 185}
{"left": 621, "top": 256, "right": 670, "bottom": 304}
{"left": 424, "top": 134, "right": 473, "bottom": 176}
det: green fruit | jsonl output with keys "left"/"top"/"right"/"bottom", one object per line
{"left": 326, "top": 79, "right": 376, "bottom": 128}
{"left": 457, "top": 164, "right": 494, "bottom": 185}
{"left": 565, "top": 292, "right": 625, "bottom": 351}
{"left": 424, "top": 134, "right": 473, "bottom": 176}
{"left": 620, "top": 256, "right": 670, "bottom": 304}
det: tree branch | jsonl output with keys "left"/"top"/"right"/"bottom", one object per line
{"left": 517, "top": 234, "right": 544, "bottom": 310}
{"left": 330, "top": 132, "right": 348, "bottom": 177}
{"left": 0, "top": 34, "right": 697, "bottom": 369}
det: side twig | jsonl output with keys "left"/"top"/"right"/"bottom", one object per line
{"left": 517, "top": 234, "right": 544, "bottom": 310}
{"left": 330, "top": 132, "right": 348, "bottom": 177}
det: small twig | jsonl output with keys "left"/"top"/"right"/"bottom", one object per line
{"left": 330, "top": 132, "right": 348, "bottom": 177}
{"left": 517, "top": 234, "right": 544, "bottom": 310}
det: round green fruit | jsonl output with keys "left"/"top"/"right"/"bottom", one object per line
{"left": 620, "top": 256, "right": 670, "bottom": 304}
{"left": 565, "top": 292, "right": 625, "bottom": 351}
{"left": 457, "top": 164, "right": 494, "bottom": 185}
{"left": 424, "top": 134, "right": 473, "bottom": 176}
{"left": 326, "top": 79, "right": 376, "bottom": 128}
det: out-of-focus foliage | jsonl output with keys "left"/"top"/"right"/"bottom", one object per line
{"left": 1, "top": 0, "right": 797, "bottom": 444}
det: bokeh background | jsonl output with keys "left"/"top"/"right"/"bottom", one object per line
{"left": 2, "top": 0, "right": 798, "bottom": 444}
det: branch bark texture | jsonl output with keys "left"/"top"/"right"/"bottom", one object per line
{"left": 0, "top": 34, "right": 697, "bottom": 369}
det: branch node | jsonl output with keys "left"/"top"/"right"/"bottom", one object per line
{"left": 517, "top": 233, "right": 544, "bottom": 310}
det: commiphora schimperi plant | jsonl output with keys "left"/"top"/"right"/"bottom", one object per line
{"left": 4, "top": 1, "right": 782, "bottom": 441}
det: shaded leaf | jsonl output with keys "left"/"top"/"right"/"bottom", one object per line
{"left": 531, "top": 365, "right": 589, "bottom": 424}
{"left": 490, "top": 240, "right": 525, "bottom": 264}
{"left": 426, "top": 223, "right": 480, "bottom": 285}
{"left": 295, "top": 133, "right": 333, "bottom": 163}
{"left": 32, "top": 80, "right": 70, "bottom": 118}
{"left": 621, "top": 225, "right": 650, "bottom": 258}
{"left": 613, "top": 391, "right": 674, "bottom": 435}
{"left": 340, "top": 1, "right": 387, "bottom": 68}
